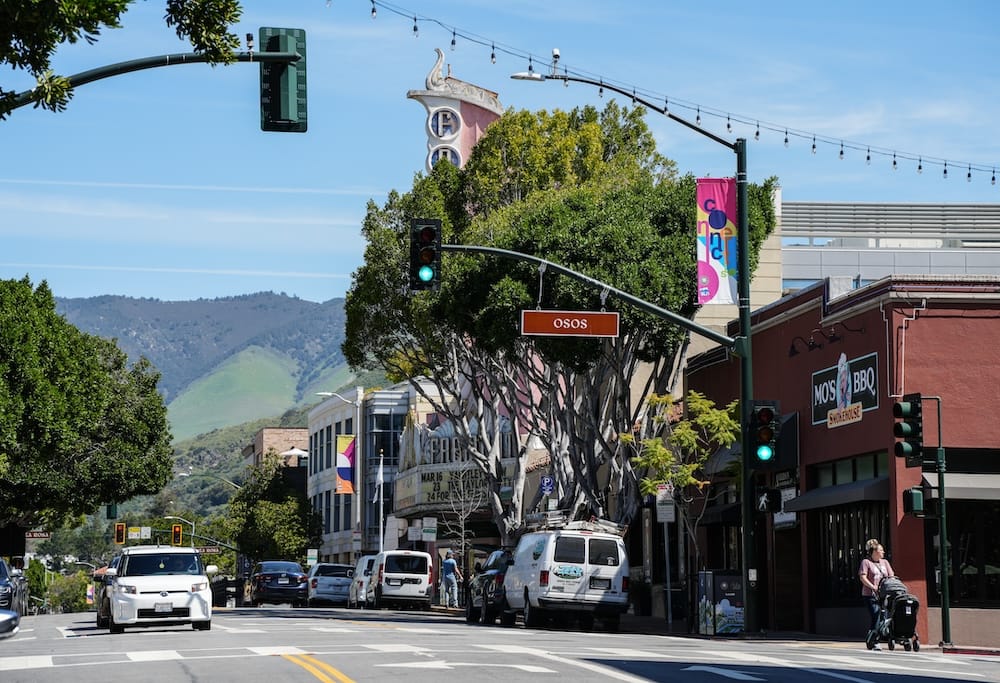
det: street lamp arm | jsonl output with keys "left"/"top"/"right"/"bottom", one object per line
{"left": 316, "top": 391, "right": 358, "bottom": 406}
{"left": 512, "top": 71, "right": 735, "bottom": 151}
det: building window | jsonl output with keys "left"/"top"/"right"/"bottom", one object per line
{"left": 927, "top": 500, "right": 1000, "bottom": 606}
{"left": 324, "top": 490, "right": 331, "bottom": 535}
{"left": 325, "top": 425, "right": 333, "bottom": 470}
{"left": 334, "top": 494, "right": 342, "bottom": 533}
{"left": 814, "top": 502, "right": 890, "bottom": 607}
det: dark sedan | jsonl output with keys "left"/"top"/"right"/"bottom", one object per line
{"left": 0, "top": 558, "right": 28, "bottom": 617}
{"left": 465, "top": 549, "right": 514, "bottom": 626}
{"left": 249, "top": 560, "right": 308, "bottom": 607}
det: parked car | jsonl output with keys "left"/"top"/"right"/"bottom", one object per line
{"left": 348, "top": 554, "right": 377, "bottom": 609}
{"left": 502, "top": 516, "right": 630, "bottom": 631}
{"left": 365, "top": 550, "right": 433, "bottom": 610}
{"left": 103, "top": 545, "right": 218, "bottom": 633}
{"left": 0, "top": 558, "right": 28, "bottom": 617}
{"left": 306, "top": 563, "right": 353, "bottom": 606}
{"left": 95, "top": 554, "right": 121, "bottom": 628}
{"left": 249, "top": 560, "right": 308, "bottom": 607}
{"left": 465, "top": 548, "right": 513, "bottom": 625}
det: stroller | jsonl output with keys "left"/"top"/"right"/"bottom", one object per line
{"left": 866, "top": 576, "right": 920, "bottom": 651}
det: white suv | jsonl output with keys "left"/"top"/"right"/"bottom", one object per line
{"left": 104, "top": 545, "right": 218, "bottom": 633}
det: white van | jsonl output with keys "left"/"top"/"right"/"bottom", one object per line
{"left": 502, "top": 516, "right": 630, "bottom": 631}
{"left": 365, "top": 550, "right": 434, "bottom": 610}
{"left": 348, "top": 554, "right": 377, "bottom": 609}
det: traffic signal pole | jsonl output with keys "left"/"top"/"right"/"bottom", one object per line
{"left": 9, "top": 50, "right": 301, "bottom": 114}
{"left": 923, "top": 396, "right": 951, "bottom": 647}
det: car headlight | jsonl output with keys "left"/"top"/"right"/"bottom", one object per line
{"left": 118, "top": 584, "right": 137, "bottom": 595}
{"left": 191, "top": 581, "right": 208, "bottom": 592}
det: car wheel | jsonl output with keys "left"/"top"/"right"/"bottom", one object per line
{"left": 579, "top": 614, "right": 595, "bottom": 631}
{"left": 194, "top": 620, "right": 211, "bottom": 631}
{"left": 523, "top": 591, "right": 543, "bottom": 628}
{"left": 109, "top": 613, "right": 124, "bottom": 634}
{"left": 373, "top": 587, "right": 382, "bottom": 610}
{"left": 465, "top": 590, "right": 480, "bottom": 623}
{"left": 603, "top": 615, "right": 620, "bottom": 633}
{"left": 96, "top": 604, "right": 109, "bottom": 629}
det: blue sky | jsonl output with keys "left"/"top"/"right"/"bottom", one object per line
{"left": 2, "top": 1, "right": 998, "bottom": 304}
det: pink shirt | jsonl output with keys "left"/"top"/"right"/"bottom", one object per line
{"left": 858, "top": 557, "right": 894, "bottom": 597}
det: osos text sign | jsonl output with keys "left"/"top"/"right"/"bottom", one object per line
{"left": 521, "top": 310, "right": 619, "bottom": 338}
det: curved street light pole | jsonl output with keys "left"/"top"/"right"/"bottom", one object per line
{"left": 178, "top": 470, "right": 242, "bottom": 490}
{"left": 513, "top": 64, "right": 757, "bottom": 633}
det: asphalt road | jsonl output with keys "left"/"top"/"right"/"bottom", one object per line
{"left": 2, "top": 606, "right": 998, "bottom": 683}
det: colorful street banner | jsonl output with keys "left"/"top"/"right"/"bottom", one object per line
{"left": 696, "top": 178, "right": 738, "bottom": 305}
{"left": 335, "top": 435, "right": 355, "bottom": 494}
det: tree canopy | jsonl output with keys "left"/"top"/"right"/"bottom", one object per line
{"left": 0, "top": 0, "right": 242, "bottom": 119}
{"left": 0, "top": 278, "right": 175, "bottom": 528}
{"left": 343, "top": 101, "right": 778, "bottom": 534}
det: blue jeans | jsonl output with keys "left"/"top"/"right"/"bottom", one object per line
{"left": 443, "top": 574, "right": 459, "bottom": 607}
{"left": 866, "top": 595, "right": 880, "bottom": 630}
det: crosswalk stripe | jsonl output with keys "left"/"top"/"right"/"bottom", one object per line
{"left": 0, "top": 655, "right": 53, "bottom": 671}
{"left": 127, "top": 650, "right": 182, "bottom": 661}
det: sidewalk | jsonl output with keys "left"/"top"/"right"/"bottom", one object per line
{"left": 432, "top": 606, "right": 1000, "bottom": 655}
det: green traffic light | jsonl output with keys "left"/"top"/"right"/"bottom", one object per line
{"left": 418, "top": 265, "right": 435, "bottom": 282}
{"left": 756, "top": 444, "right": 774, "bottom": 461}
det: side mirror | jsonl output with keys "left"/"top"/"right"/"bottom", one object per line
{"left": 106, "top": 567, "right": 118, "bottom": 577}
{"left": 206, "top": 565, "right": 219, "bottom": 575}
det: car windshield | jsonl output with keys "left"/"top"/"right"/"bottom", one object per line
{"left": 315, "top": 565, "right": 351, "bottom": 577}
{"left": 121, "top": 554, "right": 201, "bottom": 576}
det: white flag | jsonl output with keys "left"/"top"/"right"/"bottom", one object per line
{"left": 373, "top": 455, "right": 384, "bottom": 503}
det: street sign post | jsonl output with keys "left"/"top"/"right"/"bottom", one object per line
{"left": 521, "top": 310, "right": 619, "bottom": 338}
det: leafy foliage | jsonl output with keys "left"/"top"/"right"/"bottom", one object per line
{"left": 1, "top": 0, "right": 242, "bottom": 119}
{"left": 224, "top": 453, "right": 321, "bottom": 564}
{"left": 0, "top": 278, "right": 174, "bottom": 528}
{"left": 48, "top": 570, "right": 90, "bottom": 613}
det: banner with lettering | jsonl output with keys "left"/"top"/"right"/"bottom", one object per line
{"left": 696, "top": 178, "right": 738, "bottom": 305}
{"left": 335, "top": 435, "right": 355, "bottom": 494}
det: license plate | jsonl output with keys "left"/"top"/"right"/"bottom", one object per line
{"left": 590, "top": 578, "right": 611, "bottom": 590}
{"left": 278, "top": 577, "right": 289, "bottom": 585}
{"left": 154, "top": 602, "right": 173, "bottom": 613}
{"left": 387, "top": 578, "right": 402, "bottom": 586}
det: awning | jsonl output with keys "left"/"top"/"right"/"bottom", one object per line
{"left": 923, "top": 473, "right": 1000, "bottom": 500}
{"left": 783, "top": 477, "right": 889, "bottom": 513}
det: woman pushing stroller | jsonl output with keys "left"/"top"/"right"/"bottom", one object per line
{"left": 859, "top": 538, "right": 894, "bottom": 650}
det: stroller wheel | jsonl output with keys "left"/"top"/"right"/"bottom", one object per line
{"left": 888, "top": 639, "right": 895, "bottom": 651}
{"left": 903, "top": 640, "right": 912, "bottom": 651}
{"left": 912, "top": 638, "right": 920, "bottom": 652}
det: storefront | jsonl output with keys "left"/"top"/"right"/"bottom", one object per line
{"left": 686, "top": 275, "right": 1000, "bottom": 647}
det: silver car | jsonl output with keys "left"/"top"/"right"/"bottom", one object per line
{"left": 306, "top": 563, "right": 353, "bottom": 606}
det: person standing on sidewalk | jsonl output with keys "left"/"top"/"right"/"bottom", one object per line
{"left": 441, "top": 550, "right": 462, "bottom": 608}
{"left": 858, "top": 538, "right": 894, "bottom": 649}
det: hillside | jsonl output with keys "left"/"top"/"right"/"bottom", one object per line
{"left": 55, "top": 292, "right": 354, "bottom": 440}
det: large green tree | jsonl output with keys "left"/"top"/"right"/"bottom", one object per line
{"left": 344, "top": 101, "right": 778, "bottom": 539}
{"left": 0, "top": 0, "right": 242, "bottom": 119}
{"left": 0, "top": 278, "right": 174, "bottom": 528}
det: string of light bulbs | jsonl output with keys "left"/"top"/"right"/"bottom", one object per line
{"left": 359, "top": 0, "right": 999, "bottom": 187}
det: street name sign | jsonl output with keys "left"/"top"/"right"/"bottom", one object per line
{"left": 521, "top": 310, "right": 619, "bottom": 338}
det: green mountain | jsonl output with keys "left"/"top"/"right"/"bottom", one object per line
{"left": 55, "top": 292, "right": 354, "bottom": 441}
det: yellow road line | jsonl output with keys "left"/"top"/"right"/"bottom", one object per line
{"left": 282, "top": 654, "right": 356, "bottom": 683}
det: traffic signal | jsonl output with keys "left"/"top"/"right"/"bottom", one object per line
{"left": 171, "top": 524, "right": 183, "bottom": 546}
{"left": 259, "top": 28, "right": 307, "bottom": 132}
{"left": 409, "top": 218, "right": 442, "bottom": 291}
{"left": 106, "top": 503, "right": 117, "bottom": 519}
{"left": 902, "top": 487, "right": 925, "bottom": 516}
{"left": 750, "top": 401, "right": 780, "bottom": 467}
{"left": 892, "top": 393, "right": 924, "bottom": 468}
{"left": 114, "top": 522, "right": 126, "bottom": 545}
{"left": 757, "top": 488, "right": 783, "bottom": 513}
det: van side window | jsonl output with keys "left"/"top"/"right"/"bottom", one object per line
{"left": 553, "top": 536, "right": 586, "bottom": 563}
{"left": 590, "top": 539, "right": 619, "bottom": 566}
